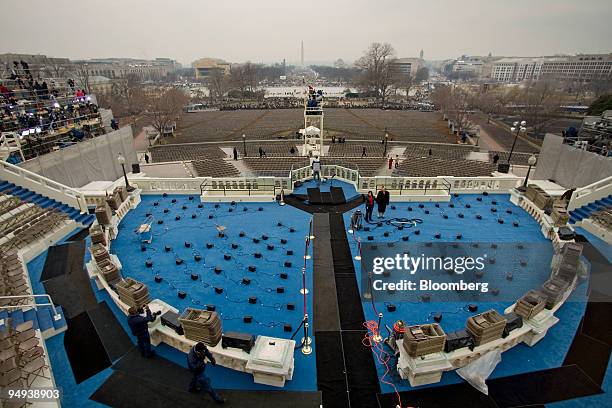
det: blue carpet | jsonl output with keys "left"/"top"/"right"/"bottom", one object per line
{"left": 343, "top": 194, "right": 590, "bottom": 393}
{"left": 111, "top": 196, "right": 317, "bottom": 391}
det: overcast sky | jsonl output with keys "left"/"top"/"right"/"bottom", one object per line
{"left": 1, "top": 0, "right": 610, "bottom": 66}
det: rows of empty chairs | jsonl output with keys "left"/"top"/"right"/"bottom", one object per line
{"left": 489, "top": 151, "right": 537, "bottom": 166}
{"left": 347, "top": 109, "right": 450, "bottom": 142}
{"left": 591, "top": 207, "right": 612, "bottom": 230}
{"left": 192, "top": 159, "right": 241, "bottom": 177}
{"left": 0, "top": 318, "right": 50, "bottom": 401}
{"left": 233, "top": 143, "right": 299, "bottom": 157}
{"left": 327, "top": 142, "right": 386, "bottom": 158}
{"left": 0, "top": 193, "right": 69, "bottom": 253}
{"left": 393, "top": 156, "right": 496, "bottom": 177}
{"left": 150, "top": 144, "right": 227, "bottom": 163}
{"left": 403, "top": 143, "right": 478, "bottom": 160}
{"left": 321, "top": 158, "right": 385, "bottom": 177}
{"left": 0, "top": 252, "right": 30, "bottom": 308}
{"left": 243, "top": 157, "right": 309, "bottom": 177}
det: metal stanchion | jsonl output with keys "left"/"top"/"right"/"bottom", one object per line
{"left": 301, "top": 314, "right": 312, "bottom": 355}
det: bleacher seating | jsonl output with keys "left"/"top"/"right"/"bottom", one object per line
{"left": 327, "top": 142, "right": 385, "bottom": 158}
{"left": 1, "top": 72, "right": 104, "bottom": 161}
{"left": 590, "top": 207, "right": 612, "bottom": 230}
{"left": 0, "top": 319, "right": 51, "bottom": 391}
{"left": 150, "top": 144, "right": 227, "bottom": 162}
{"left": 403, "top": 143, "right": 478, "bottom": 160}
{"left": 192, "top": 160, "right": 241, "bottom": 177}
{"left": 321, "top": 158, "right": 385, "bottom": 177}
{"left": 0, "top": 181, "right": 94, "bottom": 227}
{"left": 393, "top": 156, "right": 496, "bottom": 177}
{"left": 489, "top": 151, "right": 537, "bottom": 166}
{"left": 0, "top": 190, "right": 70, "bottom": 253}
{"left": 233, "top": 142, "right": 299, "bottom": 157}
{"left": 243, "top": 158, "right": 309, "bottom": 177}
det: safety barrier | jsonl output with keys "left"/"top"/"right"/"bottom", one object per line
{"left": 0, "top": 160, "right": 87, "bottom": 212}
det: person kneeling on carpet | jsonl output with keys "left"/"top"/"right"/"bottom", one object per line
{"left": 127, "top": 305, "right": 156, "bottom": 358}
{"left": 187, "top": 342, "right": 225, "bottom": 404}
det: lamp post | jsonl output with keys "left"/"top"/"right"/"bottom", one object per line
{"left": 242, "top": 134, "right": 246, "bottom": 157}
{"left": 498, "top": 120, "right": 526, "bottom": 173}
{"left": 383, "top": 130, "right": 389, "bottom": 157}
{"left": 117, "top": 153, "right": 134, "bottom": 192}
{"left": 518, "top": 154, "right": 537, "bottom": 192}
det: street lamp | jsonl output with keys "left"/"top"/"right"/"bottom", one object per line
{"left": 383, "top": 130, "right": 389, "bottom": 157}
{"left": 117, "top": 152, "right": 134, "bottom": 192}
{"left": 498, "top": 120, "right": 526, "bottom": 173}
{"left": 518, "top": 154, "right": 537, "bottom": 192}
{"left": 242, "top": 134, "right": 247, "bottom": 157}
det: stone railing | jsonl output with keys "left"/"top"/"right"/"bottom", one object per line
{"left": 0, "top": 160, "right": 87, "bottom": 212}
{"left": 567, "top": 175, "right": 612, "bottom": 211}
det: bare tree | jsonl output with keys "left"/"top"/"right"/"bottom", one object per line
{"left": 432, "top": 85, "right": 471, "bottom": 134}
{"left": 43, "top": 62, "right": 70, "bottom": 79}
{"left": 207, "top": 69, "right": 229, "bottom": 104}
{"left": 142, "top": 88, "right": 189, "bottom": 139}
{"left": 71, "top": 63, "right": 92, "bottom": 93}
{"left": 355, "top": 42, "right": 396, "bottom": 105}
{"left": 509, "top": 80, "right": 562, "bottom": 136}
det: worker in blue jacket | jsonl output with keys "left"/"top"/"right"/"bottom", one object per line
{"left": 127, "top": 305, "right": 156, "bottom": 358}
{"left": 187, "top": 342, "right": 225, "bottom": 403}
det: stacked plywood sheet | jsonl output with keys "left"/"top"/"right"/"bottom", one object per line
{"left": 95, "top": 204, "right": 112, "bottom": 225}
{"left": 514, "top": 290, "right": 547, "bottom": 320}
{"left": 106, "top": 193, "right": 121, "bottom": 211}
{"left": 466, "top": 309, "right": 506, "bottom": 346}
{"left": 534, "top": 191, "right": 552, "bottom": 210}
{"left": 554, "top": 242, "right": 583, "bottom": 283}
{"left": 114, "top": 186, "right": 128, "bottom": 202}
{"left": 540, "top": 278, "right": 570, "bottom": 309}
{"left": 89, "top": 225, "right": 107, "bottom": 246}
{"left": 525, "top": 184, "right": 542, "bottom": 202}
{"left": 116, "top": 278, "right": 150, "bottom": 309}
{"left": 91, "top": 243, "right": 110, "bottom": 263}
{"left": 403, "top": 323, "right": 446, "bottom": 357}
{"left": 179, "top": 308, "right": 223, "bottom": 346}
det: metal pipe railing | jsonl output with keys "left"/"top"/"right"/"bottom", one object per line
{"left": 0, "top": 294, "right": 62, "bottom": 321}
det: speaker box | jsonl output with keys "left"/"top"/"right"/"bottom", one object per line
{"left": 222, "top": 331, "right": 255, "bottom": 353}
{"left": 497, "top": 163, "right": 510, "bottom": 173}
{"left": 132, "top": 163, "right": 141, "bottom": 174}
{"left": 160, "top": 310, "right": 184, "bottom": 335}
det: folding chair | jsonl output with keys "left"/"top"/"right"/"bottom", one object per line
{"left": 17, "top": 337, "right": 38, "bottom": 354}
{"left": 21, "top": 355, "right": 48, "bottom": 386}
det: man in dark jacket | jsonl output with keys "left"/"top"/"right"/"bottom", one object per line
{"left": 187, "top": 342, "right": 224, "bottom": 403}
{"left": 127, "top": 305, "right": 156, "bottom": 358}
{"left": 376, "top": 185, "right": 390, "bottom": 218}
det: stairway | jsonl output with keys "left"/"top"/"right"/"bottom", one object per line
{"left": 569, "top": 195, "right": 612, "bottom": 224}
{"left": 0, "top": 180, "right": 94, "bottom": 225}
{"left": 0, "top": 304, "right": 67, "bottom": 338}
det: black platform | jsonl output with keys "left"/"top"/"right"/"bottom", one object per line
{"left": 91, "top": 348, "right": 322, "bottom": 408}
{"left": 307, "top": 187, "right": 346, "bottom": 205}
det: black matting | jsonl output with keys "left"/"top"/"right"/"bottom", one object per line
{"left": 312, "top": 213, "right": 340, "bottom": 332}
{"left": 379, "top": 365, "right": 602, "bottom": 408}
{"left": 328, "top": 213, "right": 380, "bottom": 408}
{"left": 330, "top": 187, "right": 346, "bottom": 205}
{"left": 377, "top": 381, "right": 498, "bottom": 408}
{"left": 285, "top": 194, "right": 364, "bottom": 214}
{"left": 307, "top": 188, "right": 322, "bottom": 204}
{"left": 67, "top": 227, "right": 90, "bottom": 242}
{"left": 314, "top": 331, "right": 350, "bottom": 408}
{"left": 97, "top": 349, "right": 322, "bottom": 408}
{"left": 42, "top": 241, "right": 98, "bottom": 319}
{"left": 88, "top": 301, "right": 134, "bottom": 362}
{"left": 321, "top": 191, "right": 333, "bottom": 205}
{"left": 487, "top": 364, "right": 603, "bottom": 407}
{"left": 64, "top": 311, "right": 112, "bottom": 384}
{"left": 40, "top": 243, "right": 71, "bottom": 281}
{"left": 341, "top": 331, "right": 381, "bottom": 408}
